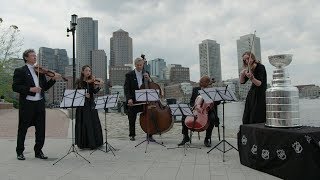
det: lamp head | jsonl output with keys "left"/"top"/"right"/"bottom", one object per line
{"left": 71, "top": 14, "right": 77, "bottom": 26}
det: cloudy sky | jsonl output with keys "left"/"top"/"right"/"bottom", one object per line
{"left": 2, "top": 0, "right": 320, "bottom": 85}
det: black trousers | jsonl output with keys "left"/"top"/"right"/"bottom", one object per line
{"left": 16, "top": 99, "right": 46, "bottom": 155}
{"left": 181, "top": 109, "right": 219, "bottom": 139}
{"left": 127, "top": 105, "right": 143, "bottom": 137}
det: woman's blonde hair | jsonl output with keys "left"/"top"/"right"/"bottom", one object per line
{"left": 242, "top": 51, "right": 260, "bottom": 67}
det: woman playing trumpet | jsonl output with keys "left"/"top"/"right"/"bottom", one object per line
{"left": 239, "top": 51, "right": 267, "bottom": 124}
{"left": 75, "top": 65, "right": 103, "bottom": 149}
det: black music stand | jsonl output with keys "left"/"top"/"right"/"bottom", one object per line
{"left": 199, "top": 86, "right": 238, "bottom": 162}
{"left": 167, "top": 103, "right": 201, "bottom": 156}
{"left": 53, "top": 89, "right": 90, "bottom": 165}
{"left": 134, "top": 89, "right": 165, "bottom": 153}
{"left": 90, "top": 93, "right": 119, "bottom": 156}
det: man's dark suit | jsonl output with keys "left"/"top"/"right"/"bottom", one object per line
{"left": 123, "top": 70, "right": 147, "bottom": 137}
{"left": 12, "top": 65, "right": 55, "bottom": 155}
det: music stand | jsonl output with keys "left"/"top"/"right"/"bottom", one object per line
{"left": 199, "top": 86, "right": 238, "bottom": 162}
{"left": 90, "top": 93, "right": 119, "bottom": 156}
{"left": 134, "top": 89, "right": 165, "bottom": 153}
{"left": 53, "top": 89, "right": 90, "bottom": 165}
{"left": 167, "top": 104, "right": 201, "bottom": 156}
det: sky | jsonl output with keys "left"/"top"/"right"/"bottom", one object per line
{"left": 1, "top": 0, "right": 320, "bottom": 86}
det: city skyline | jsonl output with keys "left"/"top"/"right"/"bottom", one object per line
{"left": 2, "top": 0, "right": 320, "bottom": 85}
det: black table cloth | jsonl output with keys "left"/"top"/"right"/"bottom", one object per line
{"left": 238, "top": 123, "right": 320, "bottom": 180}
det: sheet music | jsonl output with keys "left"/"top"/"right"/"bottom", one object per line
{"left": 95, "top": 94, "right": 119, "bottom": 109}
{"left": 199, "top": 87, "right": 237, "bottom": 102}
{"left": 60, "top": 89, "right": 85, "bottom": 108}
{"left": 135, "top": 89, "right": 160, "bottom": 102}
{"left": 216, "top": 87, "right": 238, "bottom": 101}
{"left": 168, "top": 104, "right": 193, "bottom": 116}
{"left": 199, "top": 88, "right": 219, "bottom": 102}
{"left": 168, "top": 104, "right": 182, "bottom": 115}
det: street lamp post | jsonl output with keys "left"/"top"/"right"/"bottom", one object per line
{"left": 67, "top": 14, "right": 77, "bottom": 88}
{"left": 54, "top": 14, "right": 91, "bottom": 165}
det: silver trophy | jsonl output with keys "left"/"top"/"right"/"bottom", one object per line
{"left": 265, "top": 54, "right": 300, "bottom": 127}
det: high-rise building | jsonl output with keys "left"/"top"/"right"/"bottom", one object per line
{"left": 76, "top": 17, "right": 98, "bottom": 77}
{"left": 92, "top": 50, "right": 107, "bottom": 94}
{"left": 236, "top": 34, "right": 261, "bottom": 100}
{"left": 54, "top": 49, "right": 69, "bottom": 76}
{"left": 38, "top": 47, "right": 69, "bottom": 106}
{"left": 149, "top": 58, "right": 166, "bottom": 80}
{"left": 165, "top": 64, "right": 190, "bottom": 83}
{"left": 110, "top": 29, "right": 132, "bottom": 66}
{"left": 109, "top": 29, "right": 133, "bottom": 87}
{"left": 199, "top": 39, "right": 222, "bottom": 82}
{"left": 38, "top": 47, "right": 69, "bottom": 75}
{"left": 38, "top": 47, "right": 55, "bottom": 70}
{"left": 109, "top": 66, "right": 132, "bottom": 86}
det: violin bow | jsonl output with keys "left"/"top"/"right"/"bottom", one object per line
{"left": 247, "top": 30, "right": 256, "bottom": 73}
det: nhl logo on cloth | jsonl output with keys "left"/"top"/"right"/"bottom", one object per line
{"left": 261, "top": 149, "right": 269, "bottom": 160}
{"left": 304, "top": 135, "right": 311, "bottom": 143}
{"left": 276, "top": 149, "right": 286, "bottom": 160}
{"left": 292, "top": 141, "right": 303, "bottom": 154}
{"left": 251, "top": 144, "right": 257, "bottom": 155}
{"left": 241, "top": 135, "right": 247, "bottom": 145}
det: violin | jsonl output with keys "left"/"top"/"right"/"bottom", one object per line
{"left": 34, "top": 65, "right": 68, "bottom": 81}
{"left": 85, "top": 75, "right": 104, "bottom": 85}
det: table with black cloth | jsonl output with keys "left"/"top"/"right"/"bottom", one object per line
{"left": 238, "top": 123, "right": 320, "bottom": 180}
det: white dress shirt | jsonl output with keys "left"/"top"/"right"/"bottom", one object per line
{"left": 135, "top": 69, "right": 143, "bottom": 88}
{"left": 26, "top": 64, "right": 42, "bottom": 101}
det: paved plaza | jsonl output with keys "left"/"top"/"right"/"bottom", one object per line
{"left": 0, "top": 109, "right": 280, "bottom": 180}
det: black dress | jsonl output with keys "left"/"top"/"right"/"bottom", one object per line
{"left": 242, "top": 63, "right": 267, "bottom": 124}
{"left": 75, "top": 81, "right": 103, "bottom": 149}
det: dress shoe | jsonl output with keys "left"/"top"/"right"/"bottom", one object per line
{"left": 17, "top": 153, "right": 25, "bottom": 160}
{"left": 130, "top": 136, "right": 135, "bottom": 141}
{"left": 204, "top": 138, "right": 212, "bottom": 147}
{"left": 178, "top": 137, "right": 190, "bottom": 146}
{"left": 35, "top": 151, "right": 48, "bottom": 159}
{"left": 148, "top": 136, "right": 156, "bottom": 142}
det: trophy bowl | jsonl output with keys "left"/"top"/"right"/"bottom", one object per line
{"left": 268, "top": 54, "right": 292, "bottom": 68}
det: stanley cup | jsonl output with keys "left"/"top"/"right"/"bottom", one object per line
{"left": 265, "top": 54, "right": 300, "bottom": 127}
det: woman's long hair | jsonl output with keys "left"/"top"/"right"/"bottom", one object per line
{"left": 242, "top": 51, "right": 261, "bottom": 68}
{"left": 76, "top": 65, "right": 92, "bottom": 88}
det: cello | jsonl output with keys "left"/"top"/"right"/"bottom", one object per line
{"left": 184, "top": 95, "right": 212, "bottom": 132}
{"left": 184, "top": 76, "right": 214, "bottom": 132}
{"left": 139, "top": 54, "right": 173, "bottom": 135}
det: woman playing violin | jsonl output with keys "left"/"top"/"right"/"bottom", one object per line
{"left": 75, "top": 65, "right": 103, "bottom": 149}
{"left": 178, "top": 75, "right": 220, "bottom": 147}
{"left": 240, "top": 51, "right": 267, "bottom": 124}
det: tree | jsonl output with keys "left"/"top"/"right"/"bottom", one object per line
{"left": 0, "top": 18, "right": 24, "bottom": 107}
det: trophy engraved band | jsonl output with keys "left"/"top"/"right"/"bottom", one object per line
{"left": 265, "top": 54, "right": 300, "bottom": 127}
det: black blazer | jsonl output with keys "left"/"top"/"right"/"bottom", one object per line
{"left": 12, "top": 65, "right": 56, "bottom": 105}
{"left": 124, "top": 70, "right": 150, "bottom": 103}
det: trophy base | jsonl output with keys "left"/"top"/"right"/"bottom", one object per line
{"left": 265, "top": 118, "right": 301, "bottom": 128}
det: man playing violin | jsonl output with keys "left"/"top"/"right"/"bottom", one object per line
{"left": 12, "top": 49, "right": 60, "bottom": 160}
{"left": 124, "top": 57, "right": 155, "bottom": 142}
{"left": 178, "top": 76, "right": 220, "bottom": 147}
